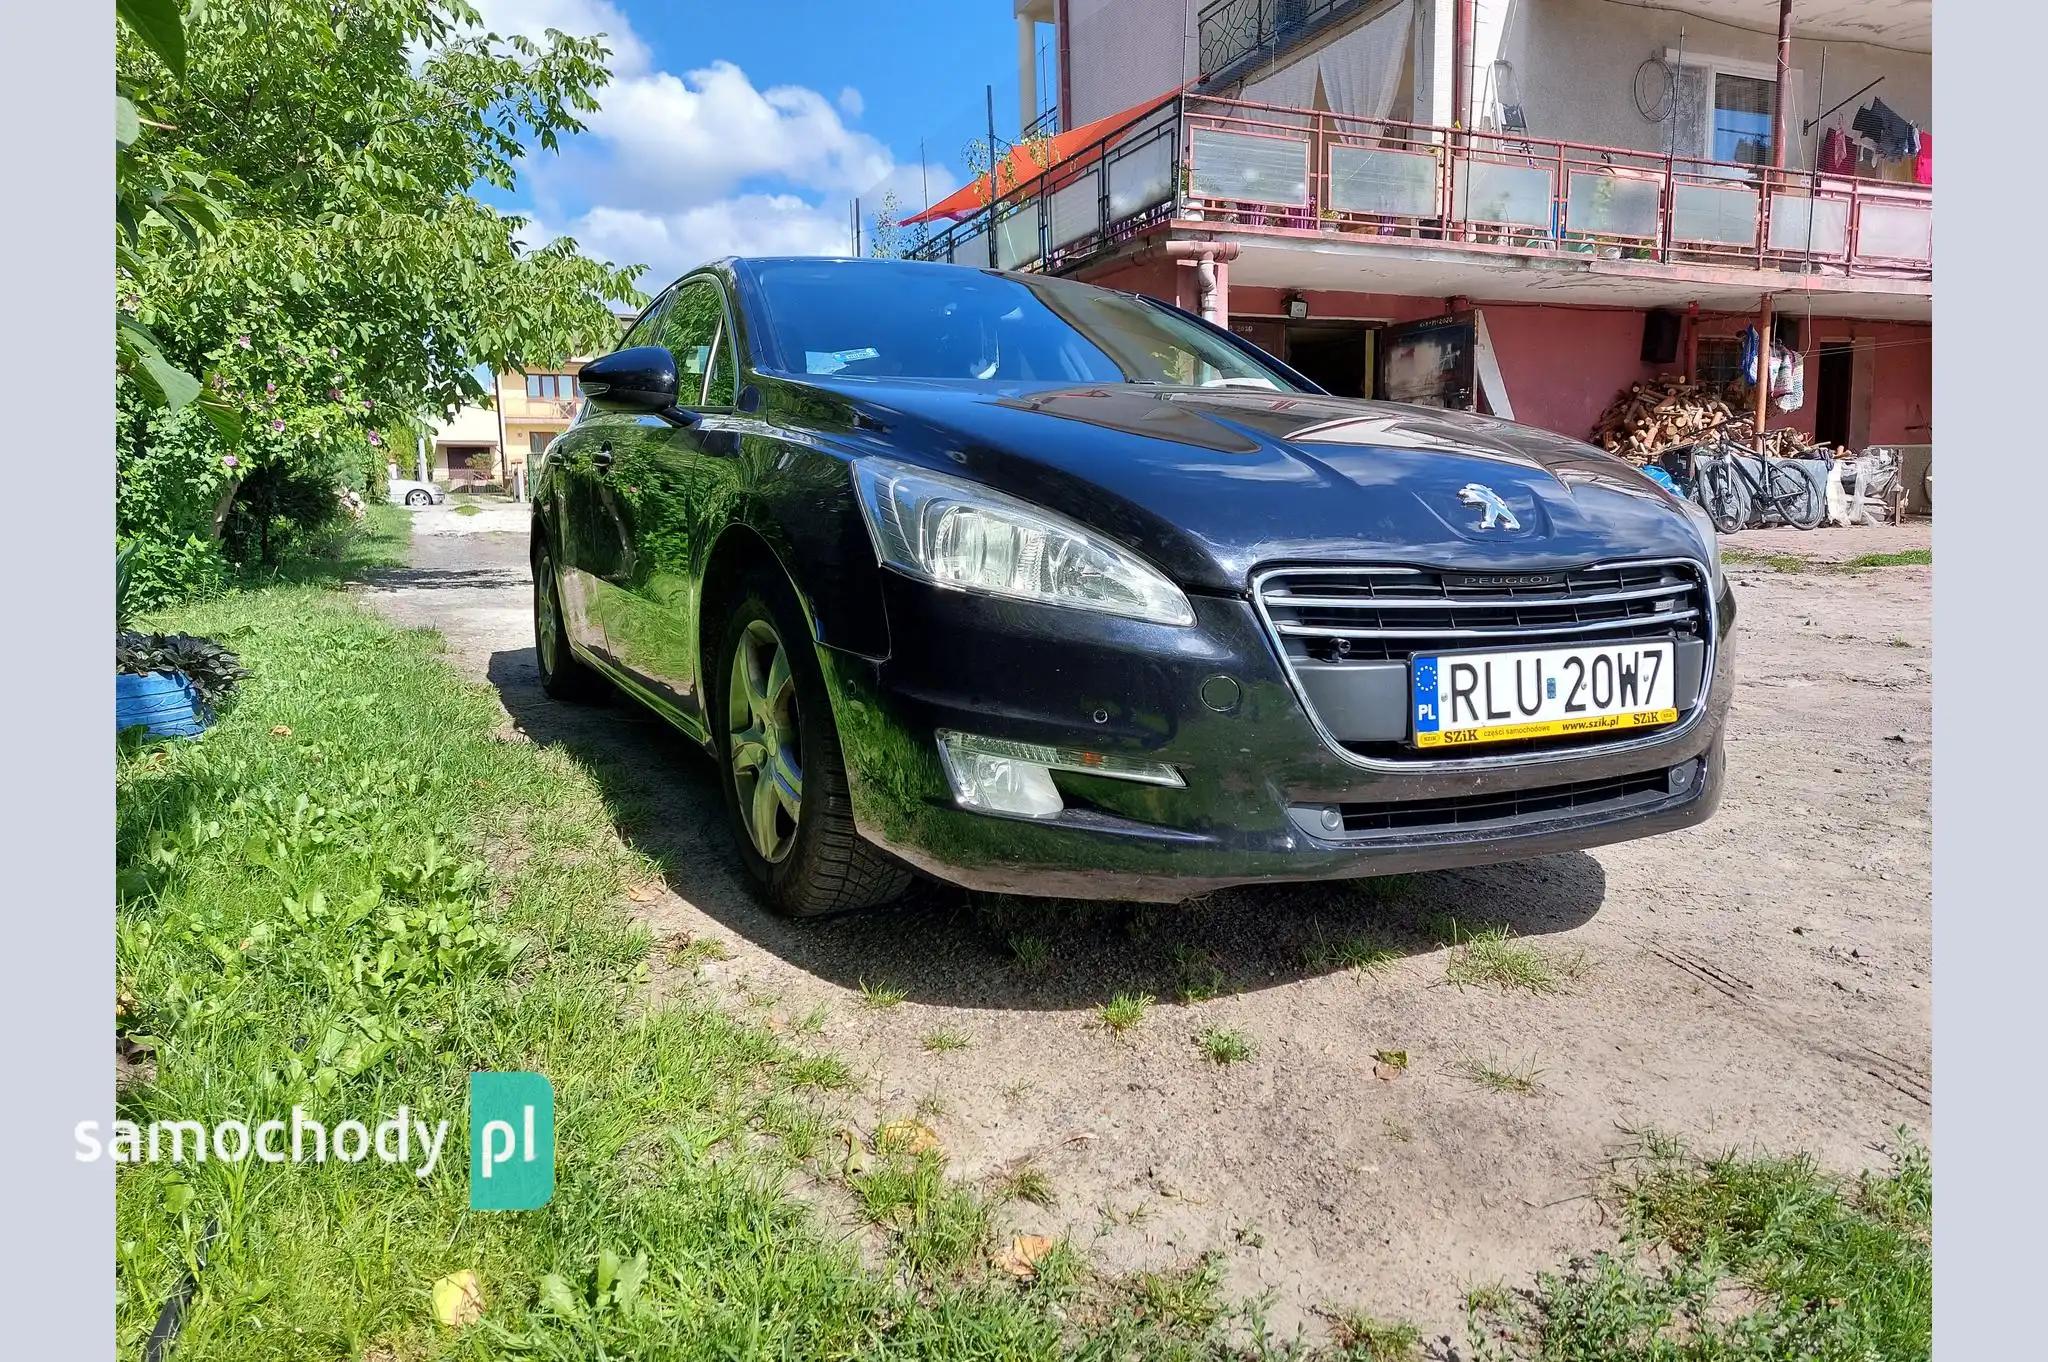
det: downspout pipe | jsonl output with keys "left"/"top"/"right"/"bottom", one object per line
{"left": 1132, "top": 239, "right": 1242, "bottom": 324}
{"left": 1454, "top": 0, "right": 1476, "bottom": 133}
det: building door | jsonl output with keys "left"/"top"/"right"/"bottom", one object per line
{"left": 1283, "top": 323, "right": 1373, "bottom": 398}
{"left": 1814, "top": 345, "right": 1854, "bottom": 448}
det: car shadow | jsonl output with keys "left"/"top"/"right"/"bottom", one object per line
{"left": 487, "top": 647, "right": 1609, "bottom": 1011}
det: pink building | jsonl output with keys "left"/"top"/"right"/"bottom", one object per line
{"left": 926, "top": 0, "right": 1930, "bottom": 451}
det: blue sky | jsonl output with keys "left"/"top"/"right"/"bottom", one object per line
{"left": 468, "top": 1, "right": 1050, "bottom": 288}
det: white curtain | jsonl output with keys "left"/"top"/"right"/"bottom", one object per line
{"left": 1241, "top": 54, "right": 1320, "bottom": 110}
{"left": 1316, "top": 0, "right": 1414, "bottom": 120}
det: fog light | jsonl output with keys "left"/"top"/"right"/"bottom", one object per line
{"left": 935, "top": 730, "right": 1184, "bottom": 819}
{"left": 1668, "top": 760, "right": 1698, "bottom": 794}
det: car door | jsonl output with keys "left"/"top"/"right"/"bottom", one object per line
{"left": 601, "top": 276, "right": 745, "bottom": 732}
{"left": 550, "top": 286, "right": 674, "bottom": 667}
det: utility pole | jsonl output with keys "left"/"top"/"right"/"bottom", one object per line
{"left": 1754, "top": 0, "right": 1794, "bottom": 453}
{"left": 986, "top": 83, "right": 1000, "bottom": 267}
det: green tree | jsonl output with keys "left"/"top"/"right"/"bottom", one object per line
{"left": 117, "top": 0, "right": 643, "bottom": 577}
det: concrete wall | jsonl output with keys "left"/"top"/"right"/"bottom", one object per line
{"left": 1066, "top": 0, "right": 1193, "bottom": 125}
{"left": 1478, "top": 0, "right": 1931, "bottom": 170}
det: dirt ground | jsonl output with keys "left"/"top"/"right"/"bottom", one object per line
{"left": 361, "top": 513, "right": 1931, "bottom": 1345}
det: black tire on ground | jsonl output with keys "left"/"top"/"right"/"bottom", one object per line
{"left": 711, "top": 570, "right": 913, "bottom": 917}
{"left": 533, "top": 539, "right": 606, "bottom": 702}
{"left": 1696, "top": 460, "right": 1749, "bottom": 534}
{"left": 405, "top": 489, "right": 431, "bottom": 507}
{"left": 1769, "top": 461, "right": 1826, "bottom": 530}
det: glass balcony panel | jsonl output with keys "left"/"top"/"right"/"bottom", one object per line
{"left": 1767, "top": 192, "right": 1849, "bottom": 254}
{"left": 1048, "top": 171, "right": 1102, "bottom": 249}
{"left": 995, "top": 208, "right": 1040, "bottom": 269}
{"left": 1857, "top": 201, "right": 1932, "bottom": 262}
{"left": 1328, "top": 144, "right": 1437, "bottom": 217}
{"left": 1565, "top": 170, "right": 1662, "bottom": 238}
{"left": 1189, "top": 127, "right": 1309, "bottom": 206}
{"left": 1453, "top": 160, "right": 1554, "bottom": 229}
{"left": 949, "top": 227, "right": 986, "bottom": 267}
{"left": 1108, "top": 134, "right": 1176, "bottom": 220}
{"left": 1672, "top": 182, "right": 1759, "bottom": 245}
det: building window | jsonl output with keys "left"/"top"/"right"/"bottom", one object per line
{"left": 1712, "top": 73, "right": 1775, "bottom": 166}
{"left": 524, "top": 373, "right": 579, "bottom": 400}
{"left": 529, "top": 431, "right": 554, "bottom": 456}
{"left": 1697, "top": 337, "right": 1744, "bottom": 388}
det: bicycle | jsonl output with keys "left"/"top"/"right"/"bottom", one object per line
{"left": 1682, "top": 432, "right": 1825, "bottom": 532}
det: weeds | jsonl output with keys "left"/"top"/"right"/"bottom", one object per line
{"left": 1304, "top": 924, "right": 1401, "bottom": 975}
{"left": 1438, "top": 919, "right": 1585, "bottom": 995}
{"left": 1097, "top": 991, "right": 1155, "bottom": 1035}
{"left": 1194, "top": 1025, "right": 1254, "bottom": 1065}
{"left": 1333, "top": 1311, "right": 1423, "bottom": 1359}
{"left": 1454, "top": 1056, "right": 1544, "bottom": 1096}
{"left": 920, "top": 1027, "right": 971, "bottom": 1053}
{"left": 1007, "top": 933, "right": 1051, "bottom": 974}
{"left": 857, "top": 977, "right": 907, "bottom": 1009}
{"left": 995, "top": 1162, "right": 1057, "bottom": 1208}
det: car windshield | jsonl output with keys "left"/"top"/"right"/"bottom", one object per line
{"left": 746, "top": 260, "right": 1296, "bottom": 390}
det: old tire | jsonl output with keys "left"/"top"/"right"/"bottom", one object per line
{"left": 533, "top": 539, "right": 605, "bottom": 702}
{"left": 711, "top": 572, "right": 912, "bottom": 917}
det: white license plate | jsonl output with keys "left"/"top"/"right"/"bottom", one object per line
{"left": 1411, "top": 641, "right": 1677, "bottom": 749}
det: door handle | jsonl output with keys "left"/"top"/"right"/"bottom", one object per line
{"left": 594, "top": 444, "right": 613, "bottom": 470}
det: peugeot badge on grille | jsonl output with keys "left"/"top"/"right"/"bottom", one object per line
{"left": 1458, "top": 483, "right": 1520, "bottom": 531}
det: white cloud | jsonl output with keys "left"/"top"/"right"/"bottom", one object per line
{"left": 564, "top": 198, "right": 854, "bottom": 286}
{"left": 468, "top": 0, "right": 651, "bottom": 76}
{"left": 473, "top": 3, "right": 959, "bottom": 276}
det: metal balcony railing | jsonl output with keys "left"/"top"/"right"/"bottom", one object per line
{"left": 905, "top": 94, "right": 1933, "bottom": 285}
{"left": 1196, "top": 0, "right": 1370, "bottom": 84}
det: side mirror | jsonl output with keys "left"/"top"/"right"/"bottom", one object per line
{"left": 580, "top": 345, "right": 678, "bottom": 413}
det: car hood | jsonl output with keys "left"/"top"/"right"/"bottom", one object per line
{"left": 786, "top": 378, "right": 1712, "bottom": 594}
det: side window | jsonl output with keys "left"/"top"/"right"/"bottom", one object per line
{"left": 619, "top": 286, "right": 675, "bottom": 351}
{"left": 659, "top": 280, "right": 734, "bottom": 407}
{"left": 704, "top": 314, "right": 738, "bottom": 408}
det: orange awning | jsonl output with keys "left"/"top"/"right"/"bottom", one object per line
{"left": 900, "top": 88, "right": 1182, "bottom": 225}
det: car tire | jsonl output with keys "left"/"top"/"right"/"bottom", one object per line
{"left": 712, "top": 571, "right": 912, "bottom": 917}
{"left": 533, "top": 539, "right": 605, "bottom": 702}
{"left": 405, "top": 489, "right": 431, "bottom": 507}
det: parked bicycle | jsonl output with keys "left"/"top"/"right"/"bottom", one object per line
{"left": 1678, "top": 431, "right": 1825, "bottom": 532}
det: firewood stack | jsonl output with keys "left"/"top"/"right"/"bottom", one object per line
{"left": 1588, "top": 376, "right": 1832, "bottom": 463}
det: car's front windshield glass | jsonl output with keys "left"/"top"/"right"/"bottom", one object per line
{"left": 748, "top": 260, "right": 1296, "bottom": 390}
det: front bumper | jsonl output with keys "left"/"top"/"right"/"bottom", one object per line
{"left": 826, "top": 569, "right": 1734, "bottom": 902}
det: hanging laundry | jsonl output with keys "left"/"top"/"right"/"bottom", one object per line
{"left": 1851, "top": 98, "right": 1915, "bottom": 159}
{"left": 1819, "top": 126, "right": 1857, "bottom": 176}
{"left": 1914, "top": 129, "right": 1933, "bottom": 185}
{"left": 1741, "top": 326, "right": 1761, "bottom": 386}
{"left": 1770, "top": 345, "right": 1804, "bottom": 413}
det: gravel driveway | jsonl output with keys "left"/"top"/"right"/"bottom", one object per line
{"left": 360, "top": 522, "right": 1931, "bottom": 1342}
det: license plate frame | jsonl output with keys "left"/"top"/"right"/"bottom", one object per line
{"left": 1410, "top": 639, "right": 1679, "bottom": 750}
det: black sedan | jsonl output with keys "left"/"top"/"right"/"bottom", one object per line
{"left": 532, "top": 257, "right": 1732, "bottom": 916}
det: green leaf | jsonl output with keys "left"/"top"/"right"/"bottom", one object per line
{"left": 116, "top": 95, "right": 141, "bottom": 147}
{"left": 137, "top": 352, "right": 202, "bottom": 409}
{"left": 117, "top": 0, "right": 187, "bottom": 80}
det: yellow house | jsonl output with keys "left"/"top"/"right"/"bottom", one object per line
{"left": 427, "top": 315, "right": 635, "bottom": 489}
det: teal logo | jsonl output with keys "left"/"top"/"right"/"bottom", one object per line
{"left": 468, "top": 1072, "right": 554, "bottom": 1210}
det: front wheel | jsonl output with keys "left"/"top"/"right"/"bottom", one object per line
{"left": 1768, "top": 461, "right": 1826, "bottom": 530}
{"left": 1695, "top": 458, "right": 1750, "bottom": 534}
{"left": 712, "top": 576, "right": 912, "bottom": 917}
{"left": 533, "top": 540, "right": 605, "bottom": 702}
{"left": 404, "top": 489, "right": 431, "bottom": 507}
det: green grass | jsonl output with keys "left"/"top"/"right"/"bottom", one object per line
{"left": 1719, "top": 547, "right": 1810, "bottom": 572}
{"left": 1171, "top": 943, "right": 1225, "bottom": 1003}
{"left": 920, "top": 1027, "right": 971, "bottom": 1053}
{"left": 1844, "top": 547, "right": 1931, "bottom": 569}
{"left": 1453, "top": 1056, "right": 1544, "bottom": 1096}
{"left": 1006, "top": 932, "right": 1051, "bottom": 974}
{"left": 1438, "top": 919, "right": 1586, "bottom": 995}
{"left": 1303, "top": 925, "right": 1402, "bottom": 975}
{"left": 856, "top": 977, "right": 907, "bottom": 1009}
{"left": 1097, "top": 991, "right": 1155, "bottom": 1035}
{"left": 1193, "top": 1025, "right": 1254, "bottom": 1065}
{"left": 452, "top": 503, "right": 483, "bottom": 517}
{"left": 1467, "top": 1131, "right": 1931, "bottom": 1361}
{"left": 994, "top": 1162, "right": 1057, "bottom": 1208}
{"left": 111, "top": 521, "right": 1315, "bottom": 1361}
{"left": 1333, "top": 1312, "right": 1423, "bottom": 1360}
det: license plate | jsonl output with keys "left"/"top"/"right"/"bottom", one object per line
{"left": 1411, "top": 641, "right": 1677, "bottom": 749}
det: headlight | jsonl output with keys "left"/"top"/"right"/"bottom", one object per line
{"left": 852, "top": 458, "right": 1195, "bottom": 626}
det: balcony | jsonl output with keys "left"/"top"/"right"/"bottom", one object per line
{"left": 906, "top": 94, "right": 1932, "bottom": 298}
{"left": 1197, "top": 0, "right": 1372, "bottom": 86}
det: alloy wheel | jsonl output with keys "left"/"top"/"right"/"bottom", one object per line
{"left": 534, "top": 554, "right": 560, "bottom": 676}
{"left": 728, "top": 618, "right": 803, "bottom": 863}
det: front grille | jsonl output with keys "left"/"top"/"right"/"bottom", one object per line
{"left": 1329, "top": 768, "right": 1677, "bottom": 838}
{"left": 1257, "top": 560, "right": 1710, "bottom": 762}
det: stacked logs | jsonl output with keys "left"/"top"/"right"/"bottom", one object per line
{"left": 1588, "top": 376, "right": 1829, "bottom": 463}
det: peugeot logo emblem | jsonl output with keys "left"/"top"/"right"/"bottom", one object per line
{"left": 1458, "top": 483, "right": 1520, "bottom": 531}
